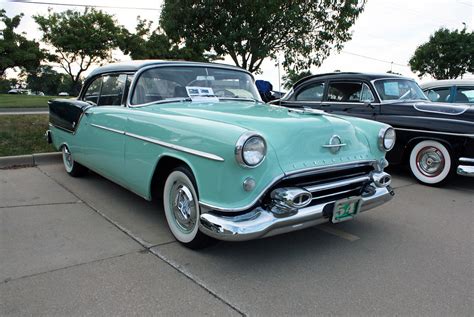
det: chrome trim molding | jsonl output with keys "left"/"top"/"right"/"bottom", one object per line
{"left": 90, "top": 123, "right": 125, "bottom": 135}
{"left": 304, "top": 175, "right": 370, "bottom": 192}
{"left": 394, "top": 127, "right": 474, "bottom": 138}
{"left": 459, "top": 157, "right": 474, "bottom": 163}
{"left": 125, "top": 132, "right": 225, "bottom": 162}
{"left": 199, "top": 186, "right": 393, "bottom": 241}
{"left": 199, "top": 160, "right": 377, "bottom": 212}
{"left": 413, "top": 103, "right": 469, "bottom": 116}
{"left": 457, "top": 165, "right": 474, "bottom": 177}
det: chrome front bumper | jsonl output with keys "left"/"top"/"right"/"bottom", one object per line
{"left": 199, "top": 186, "right": 394, "bottom": 242}
{"left": 457, "top": 157, "right": 474, "bottom": 177}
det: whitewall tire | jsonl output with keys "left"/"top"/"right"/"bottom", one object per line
{"left": 409, "top": 140, "right": 452, "bottom": 185}
{"left": 163, "top": 167, "right": 215, "bottom": 249}
{"left": 61, "top": 145, "right": 88, "bottom": 177}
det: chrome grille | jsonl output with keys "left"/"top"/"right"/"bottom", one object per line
{"left": 267, "top": 163, "right": 375, "bottom": 208}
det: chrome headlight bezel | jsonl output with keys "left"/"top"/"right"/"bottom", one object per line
{"left": 235, "top": 132, "right": 267, "bottom": 168}
{"left": 378, "top": 127, "right": 396, "bottom": 151}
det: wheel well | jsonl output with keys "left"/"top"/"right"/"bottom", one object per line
{"left": 150, "top": 156, "right": 193, "bottom": 201}
{"left": 402, "top": 137, "right": 454, "bottom": 163}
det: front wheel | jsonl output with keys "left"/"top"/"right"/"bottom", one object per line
{"left": 163, "top": 167, "right": 216, "bottom": 249}
{"left": 409, "top": 140, "right": 452, "bottom": 186}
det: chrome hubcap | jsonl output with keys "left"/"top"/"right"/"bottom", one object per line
{"left": 170, "top": 182, "right": 196, "bottom": 233}
{"left": 416, "top": 146, "right": 445, "bottom": 177}
{"left": 62, "top": 147, "right": 73, "bottom": 170}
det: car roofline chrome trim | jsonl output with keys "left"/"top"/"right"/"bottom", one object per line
{"left": 394, "top": 127, "right": 474, "bottom": 138}
{"left": 125, "top": 63, "right": 256, "bottom": 108}
{"left": 125, "top": 132, "right": 225, "bottom": 162}
{"left": 89, "top": 123, "right": 224, "bottom": 161}
{"left": 199, "top": 160, "right": 377, "bottom": 212}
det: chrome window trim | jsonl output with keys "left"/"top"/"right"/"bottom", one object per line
{"left": 394, "top": 127, "right": 474, "bottom": 138}
{"left": 125, "top": 132, "right": 225, "bottom": 162}
{"left": 199, "top": 160, "right": 377, "bottom": 212}
{"left": 126, "top": 63, "right": 256, "bottom": 108}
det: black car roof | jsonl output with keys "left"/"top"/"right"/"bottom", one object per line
{"left": 293, "top": 72, "right": 410, "bottom": 88}
{"left": 87, "top": 60, "right": 251, "bottom": 80}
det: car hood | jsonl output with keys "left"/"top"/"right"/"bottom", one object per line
{"left": 141, "top": 101, "right": 377, "bottom": 173}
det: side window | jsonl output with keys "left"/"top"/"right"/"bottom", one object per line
{"left": 455, "top": 87, "right": 474, "bottom": 103}
{"left": 328, "top": 82, "right": 363, "bottom": 102}
{"left": 360, "top": 84, "right": 375, "bottom": 102}
{"left": 83, "top": 77, "right": 102, "bottom": 105}
{"left": 295, "top": 82, "right": 325, "bottom": 101}
{"left": 424, "top": 87, "right": 451, "bottom": 102}
{"left": 98, "top": 74, "right": 126, "bottom": 106}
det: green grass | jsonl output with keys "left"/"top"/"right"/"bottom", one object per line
{"left": 0, "top": 115, "right": 56, "bottom": 156}
{"left": 0, "top": 94, "right": 56, "bottom": 108}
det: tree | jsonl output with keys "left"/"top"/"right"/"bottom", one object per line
{"left": 0, "top": 9, "right": 44, "bottom": 77}
{"left": 409, "top": 27, "right": 474, "bottom": 79}
{"left": 282, "top": 70, "right": 313, "bottom": 89}
{"left": 119, "top": 17, "right": 211, "bottom": 61}
{"left": 26, "top": 65, "right": 64, "bottom": 95}
{"left": 34, "top": 8, "right": 122, "bottom": 94}
{"left": 160, "top": 0, "right": 366, "bottom": 73}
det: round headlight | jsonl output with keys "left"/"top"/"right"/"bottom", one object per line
{"left": 235, "top": 132, "right": 267, "bottom": 167}
{"left": 379, "top": 127, "right": 396, "bottom": 151}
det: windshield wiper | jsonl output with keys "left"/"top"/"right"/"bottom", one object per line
{"left": 218, "top": 97, "right": 262, "bottom": 103}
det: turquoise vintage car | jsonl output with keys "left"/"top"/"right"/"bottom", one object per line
{"left": 46, "top": 61, "right": 395, "bottom": 248}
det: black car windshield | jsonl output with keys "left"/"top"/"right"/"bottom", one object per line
{"left": 130, "top": 66, "right": 261, "bottom": 105}
{"left": 374, "top": 79, "right": 428, "bottom": 102}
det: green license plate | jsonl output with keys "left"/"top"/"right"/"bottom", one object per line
{"left": 332, "top": 197, "right": 361, "bottom": 223}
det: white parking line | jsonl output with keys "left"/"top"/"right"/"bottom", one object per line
{"left": 316, "top": 224, "right": 360, "bottom": 241}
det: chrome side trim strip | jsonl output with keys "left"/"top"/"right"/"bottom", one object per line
{"left": 125, "top": 132, "right": 225, "bottom": 162}
{"left": 459, "top": 157, "right": 474, "bottom": 163}
{"left": 90, "top": 123, "right": 125, "bottom": 135}
{"left": 322, "top": 143, "right": 347, "bottom": 148}
{"left": 457, "top": 165, "right": 474, "bottom": 177}
{"left": 394, "top": 127, "right": 474, "bottom": 138}
{"left": 199, "top": 160, "right": 376, "bottom": 212}
{"left": 304, "top": 175, "right": 370, "bottom": 192}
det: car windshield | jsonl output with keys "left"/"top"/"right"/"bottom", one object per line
{"left": 374, "top": 79, "right": 428, "bottom": 102}
{"left": 130, "top": 66, "right": 261, "bottom": 105}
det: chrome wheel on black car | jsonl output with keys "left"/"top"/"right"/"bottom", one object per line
{"left": 409, "top": 140, "right": 452, "bottom": 185}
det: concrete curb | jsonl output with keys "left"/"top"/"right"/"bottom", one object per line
{"left": 0, "top": 152, "right": 61, "bottom": 169}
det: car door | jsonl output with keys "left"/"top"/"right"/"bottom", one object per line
{"left": 79, "top": 73, "right": 129, "bottom": 183}
{"left": 321, "top": 81, "right": 377, "bottom": 119}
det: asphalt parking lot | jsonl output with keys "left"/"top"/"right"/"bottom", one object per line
{"left": 1, "top": 161, "right": 473, "bottom": 316}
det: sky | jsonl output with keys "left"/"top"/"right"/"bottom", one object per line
{"left": 2, "top": 0, "right": 473, "bottom": 90}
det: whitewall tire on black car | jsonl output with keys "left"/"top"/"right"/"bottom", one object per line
{"left": 409, "top": 140, "right": 452, "bottom": 185}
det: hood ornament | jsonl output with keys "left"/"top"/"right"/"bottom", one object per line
{"left": 322, "top": 135, "right": 346, "bottom": 154}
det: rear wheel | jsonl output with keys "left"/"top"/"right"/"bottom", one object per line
{"left": 409, "top": 140, "right": 452, "bottom": 186}
{"left": 61, "top": 145, "right": 88, "bottom": 177}
{"left": 163, "top": 166, "right": 216, "bottom": 249}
